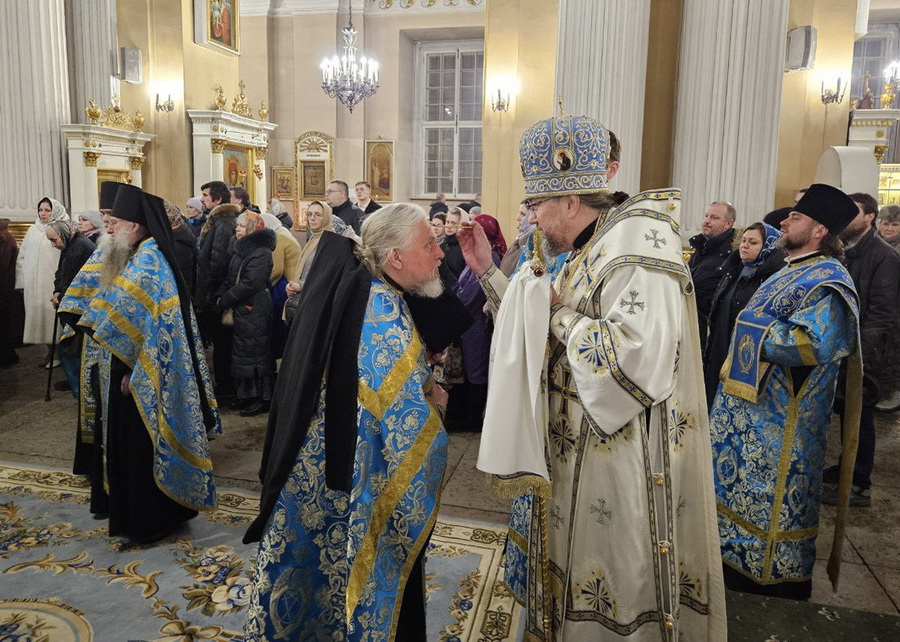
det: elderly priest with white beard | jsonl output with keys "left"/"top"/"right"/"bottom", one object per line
{"left": 59, "top": 182, "right": 220, "bottom": 546}
{"left": 243, "top": 203, "right": 473, "bottom": 641}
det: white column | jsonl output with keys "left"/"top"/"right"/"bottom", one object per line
{"left": 554, "top": 0, "right": 652, "bottom": 196}
{"left": 68, "top": 0, "right": 118, "bottom": 117}
{"left": 0, "top": 0, "right": 71, "bottom": 220}
{"left": 672, "top": 0, "right": 789, "bottom": 236}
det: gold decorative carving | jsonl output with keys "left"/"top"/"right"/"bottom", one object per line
{"left": 253, "top": 163, "right": 263, "bottom": 179}
{"left": 85, "top": 95, "right": 145, "bottom": 131}
{"left": 851, "top": 120, "right": 894, "bottom": 128}
{"left": 214, "top": 86, "right": 227, "bottom": 111}
{"left": 373, "top": 0, "right": 483, "bottom": 8}
{"left": 211, "top": 139, "right": 227, "bottom": 154}
{"left": 85, "top": 100, "right": 101, "bottom": 124}
{"left": 255, "top": 146, "right": 268, "bottom": 160}
{"left": 122, "top": 171, "right": 133, "bottom": 184}
{"left": 83, "top": 151, "right": 100, "bottom": 167}
{"left": 259, "top": 101, "right": 268, "bottom": 121}
{"left": 130, "top": 156, "right": 145, "bottom": 170}
{"left": 882, "top": 81, "right": 896, "bottom": 110}
{"left": 231, "top": 79, "right": 252, "bottom": 118}
{"left": 877, "top": 130, "right": 886, "bottom": 139}
{"left": 875, "top": 145, "right": 889, "bottom": 164}
{"left": 297, "top": 138, "right": 328, "bottom": 153}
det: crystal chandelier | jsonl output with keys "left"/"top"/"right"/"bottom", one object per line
{"left": 320, "top": 1, "right": 379, "bottom": 113}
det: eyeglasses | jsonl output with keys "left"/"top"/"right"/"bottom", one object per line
{"left": 523, "top": 197, "right": 554, "bottom": 212}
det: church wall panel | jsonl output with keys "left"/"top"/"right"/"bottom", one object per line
{"left": 775, "top": 0, "right": 858, "bottom": 207}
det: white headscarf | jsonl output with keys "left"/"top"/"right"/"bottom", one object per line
{"left": 261, "top": 212, "right": 283, "bottom": 230}
{"left": 269, "top": 199, "right": 287, "bottom": 217}
{"left": 34, "top": 197, "right": 69, "bottom": 230}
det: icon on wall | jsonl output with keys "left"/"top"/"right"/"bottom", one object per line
{"left": 194, "top": 0, "right": 240, "bottom": 55}
{"left": 365, "top": 139, "right": 393, "bottom": 202}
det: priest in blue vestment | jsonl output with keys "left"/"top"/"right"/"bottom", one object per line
{"left": 710, "top": 183, "right": 862, "bottom": 599}
{"left": 59, "top": 182, "right": 220, "bottom": 544}
{"left": 243, "top": 203, "right": 472, "bottom": 640}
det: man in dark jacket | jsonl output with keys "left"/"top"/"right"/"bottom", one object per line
{"left": 689, "top": 201, "right": 737, "bottom": 346}
{"left": 198, "top": 180, "right": 239, "bottom": 397}
{"left": 354, "top": 181, "right": 381, "bottom": 215}
{"left": 823, "top": 192, "right": 900, "bottom": 508}
{"left": 325, "top": 180, "right": 364, "bottom": 234}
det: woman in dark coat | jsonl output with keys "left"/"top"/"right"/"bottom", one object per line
{"left": 165, "top": 201, "right": 198, "bottom": 300}
{"left": 446, "top": 214, "right": 507, "bottom": 432}
{"left": 46, "top": 220, "right": 96, "bottom": 396}
{"left": 703, "top": 221, "right": 785, "bottom": 410}
{"left": 218, "top": 212, "right": 276, "bottom": 416}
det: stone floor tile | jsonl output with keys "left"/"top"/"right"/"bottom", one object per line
{"left": 868, "top": 565, "right": 900, "bottom": 614}
{"left": 811, "top": 560, "right": 899, "bottom": 615}
{"left": 842, "top": 486, "right": 900, "bottom": 570}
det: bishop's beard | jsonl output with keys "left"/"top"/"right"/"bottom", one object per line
{"left": 99, "top": 234, "right": 134, "bottom": 287}
{"left": 408, "top": 276, "right": 444, "bottom": 299}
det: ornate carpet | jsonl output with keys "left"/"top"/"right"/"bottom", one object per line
{"left": 0, "top": 461, "right": 522, "bottom": 641}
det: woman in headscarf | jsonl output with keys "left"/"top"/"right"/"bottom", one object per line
{"left": 703, "top": 221, "right": 785, "bottom": 410}
{"left": 218, "top": 211, "right": 276, "bottom": 417}
{"left": 16, "top": 197, "right": 70, "bottom": 364}
{"left": 446, "top": 214, "right": 508, "bottom": 432}
{"left": 75, "top": 211, "right": 104, "bottom": 244}
{"left": 46, "top": 219, "right": 96, "bottom": 394}
{"left": 269, "top": 198, "right": 293, "bottom": 229}
{"left": 285, "top": 201, "right": 334, "bottom": 301}
{"left": 185, "top": 196, "right": 207, "bottom": 239}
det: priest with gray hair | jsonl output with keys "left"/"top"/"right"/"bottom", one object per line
{"left": 243, "top": 203, "right": 473, "bottom": 640}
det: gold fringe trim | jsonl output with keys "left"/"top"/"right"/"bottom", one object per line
{"left": 491, "top": 474, "right": 551, "bottom": 500}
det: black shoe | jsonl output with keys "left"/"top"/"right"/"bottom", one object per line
{"left": 240, "top": 401, "right": 270, "bottom": 417}
{"left": 54, "top": 380, "right": 72, "bottom": 392}
{"left": 821, "top": 483, "right": 871, "bottom": 507}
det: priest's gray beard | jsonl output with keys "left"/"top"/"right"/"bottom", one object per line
{"left": 542, "top": 232, "right": 565, "bottom": 258}
{"left": 408, "top": 276, "right": 444, "bottom": 299}
{"left": 100, "top": 234, "right": 135, "bottom": 287}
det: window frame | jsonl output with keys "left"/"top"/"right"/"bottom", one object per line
{"left": 412, "top": 39, "right": 484, "bottom": 201}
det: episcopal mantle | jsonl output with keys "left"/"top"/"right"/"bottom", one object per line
{"left": 187, "top": 110, "right": 278, "bottom": 208}
{"left": 60, "top": 124, "right": 155, "bottom": 212}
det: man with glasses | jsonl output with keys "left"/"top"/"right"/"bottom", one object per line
{"left": 325, "top": 180, "right": 364, "bottom": 235}
{"left": 458, "top": 115, "right": 726, "bottom": 640}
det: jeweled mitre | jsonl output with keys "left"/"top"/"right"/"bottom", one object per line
{"left": 519, "top": 115, "right": 609, "bottom": 198}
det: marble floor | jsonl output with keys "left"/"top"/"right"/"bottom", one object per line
{"left": 1, "top": 344, "right": 899, "bottom": 618}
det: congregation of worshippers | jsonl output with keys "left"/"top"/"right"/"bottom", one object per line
{"left": 1, "top": 112, "right": 895, "bottom": 640}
